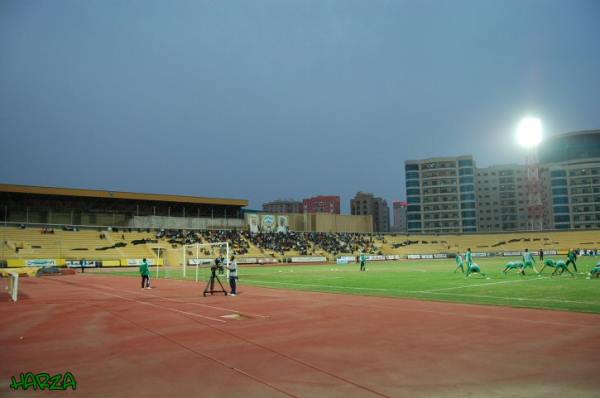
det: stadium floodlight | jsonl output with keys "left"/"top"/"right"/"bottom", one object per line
{"left": 516, "top": 117, "right": 543, "bottom": 148}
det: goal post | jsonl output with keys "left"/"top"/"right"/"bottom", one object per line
{"left": 6, "top": 272, "right": 19, "bottom": 302}
{"left": 182, "top": 242, "right": 230, "bottom": 282}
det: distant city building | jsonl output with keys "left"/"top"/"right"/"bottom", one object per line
{"left": 475, "top": 164, "right": 530, "bottom": 232}
{"left": 391, "top": 201, "right": 407, "bottom": 232}
{"left": 262, "top": 199, "right": 303, "bottom": 214}
{"left": 303, "top": 195, "right": 340, "bottom": 214}
{"left": 405, "top": 130, "right": 600, "bottom": 232}
{"left": 538, "top": 130, "right": 600, "bottom": 230}
{"left": 405, "top": 156, "right": 477, "bottom": 234}
{"left": 350, "top": 192, "right": 390, "bottom": 232}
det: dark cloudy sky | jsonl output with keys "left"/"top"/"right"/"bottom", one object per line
{"left": 1, "top": 0, "right": 599, "bottom": 211}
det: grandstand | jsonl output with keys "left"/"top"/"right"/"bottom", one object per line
{"left": 1, "top": 183, "right": 599, "bottom": 267}
{"left": 2, "top": 225, "right": 599, "bottom": 267}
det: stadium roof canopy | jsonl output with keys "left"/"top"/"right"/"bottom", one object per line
{"left": 0, "top": 183, "right": 248, "bottom": 207}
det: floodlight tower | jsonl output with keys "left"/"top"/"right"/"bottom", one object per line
{"left": 516, "top": 117, "right": 544, "bottom": 230}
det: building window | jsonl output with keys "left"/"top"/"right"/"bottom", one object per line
{"left": 552, "top": 187, "right": 568, "bottom": 196}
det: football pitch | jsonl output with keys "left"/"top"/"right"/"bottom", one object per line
{"left": 104, "top": 256, "right": 600, "bottom": 313}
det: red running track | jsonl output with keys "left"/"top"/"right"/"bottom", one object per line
{"left": 1, "top": 274, "right": 600, "bottom": 398}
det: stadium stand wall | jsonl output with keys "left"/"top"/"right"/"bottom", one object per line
{"left": 1, "top": 225, "right": 599, "bottom": 267}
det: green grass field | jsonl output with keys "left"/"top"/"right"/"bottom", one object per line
{"left": 103, "top": 256, "right": 600, "bottom": 313}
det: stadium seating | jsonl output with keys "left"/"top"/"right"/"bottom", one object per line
{"left": 1, "top": 226, "right": 599, "bottom": 265}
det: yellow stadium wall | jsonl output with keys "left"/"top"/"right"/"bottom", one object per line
{"left": 246, "top": 213, "right": 373, "bottom": 233}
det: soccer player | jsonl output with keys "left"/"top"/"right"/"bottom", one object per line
{"left": 566, "top": 249, "right": 578, "bottom": 273}
{"left": 140, "top": 258, "right": 150, "bottom": 289}
{"left": 360, "top": 254, "right": 367, "bottom": 271}
{"left": 538, "top": 258, "right": 557, "bottom": 274}
{"left": 502, "top": 261, "right": 523, "bottom": 274}
{"left": 466, "top": 262, "right": 487, "bottom": 278}
{"left": 465, "top": 248, "right": 473, "bottom": 267}
{"left": 453, "top": 253, "right": 465, "bottom": 274}
{"left": 588, "top": 263, "right": 600, "bottom": 279}
{"left": 522, "top": 248, "right": 539, "bottom": 274}
{"left": 551, "top": 260, "right": 574, "bottom": 277}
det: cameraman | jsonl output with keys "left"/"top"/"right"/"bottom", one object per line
{"left": 227, "top": 255, "right": 238, "bottom": 296}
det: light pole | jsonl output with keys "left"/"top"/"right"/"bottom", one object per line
{"left": 516, "top": 117, "right": 544, "bottom": 230}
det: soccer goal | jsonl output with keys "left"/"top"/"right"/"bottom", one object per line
{"left": 6, "top": 272, "right": 19, "bottom": 302}
{"left": 182, "top": 242, "right": 230, "bottom": 282}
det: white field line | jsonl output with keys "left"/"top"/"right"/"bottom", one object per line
{"left": 87, "top": 285, "right": 227, "bottom": 323}
{"left": 93, "top": 282, "right": 271, "bottom": 319}
{"left": 420, "top": 276, "right": 550, "bottom": 293}
{"left": 247, "top": 279, "right": 408, "bottom": 293}
{"left": 245, "top": 279, "right": 600, "bottom": 307}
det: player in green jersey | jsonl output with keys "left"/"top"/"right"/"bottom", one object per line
{"left": 502, "top": 261, "right": 524, "bottom": 274}
{"left": 454, "top": 253, "right": 465, "bottom": 274}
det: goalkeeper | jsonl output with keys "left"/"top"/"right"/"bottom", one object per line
{"left": 453, "top": 253, "right": 465, "bottom": 274}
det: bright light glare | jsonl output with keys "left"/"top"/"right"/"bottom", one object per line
{"left": 516, "top": 117, "right": 543, "bottom": 148}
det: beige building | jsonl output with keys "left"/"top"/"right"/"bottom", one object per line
{"left": 391, "top": 201, "right": 407, "bottom": 232}
{"left": 475, "top": 164, "right": 531, "bottom": 232}
{"left": 262, "top": 199, "right": 303, "bottom": 213}
{"left": 350, "top": 192, "right": 390, "bottom": 232}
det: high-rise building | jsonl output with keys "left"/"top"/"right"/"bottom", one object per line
{"left": 262, "top": 199, "right": 303, "bottom": 214}
{"left": 350, "top": 192, "right": 390, "bottom": 232}
{"left": 303, "top": 195, "right": 340, "bottom": 214}
{"left": 475, "top": 164, "right": 530, "bottom": 231}
{"left": 406, "top": 130, "right": 600, "bottom": 232}
{"left": 405, "top": 156, "right": 477, "bottom": 233}
{"left": 391, "top": 201, "right": 407, "bottom": 232}
{"left": 538, "top": 130, "right": 600, "bottom": 230}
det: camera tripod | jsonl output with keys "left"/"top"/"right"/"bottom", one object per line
{"left": 203, "top": 268, "right": 228, "bottom": 296}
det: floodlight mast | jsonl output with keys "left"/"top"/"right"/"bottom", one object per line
{"left": 518, "top": 117, "right": 544, "bottom": 231}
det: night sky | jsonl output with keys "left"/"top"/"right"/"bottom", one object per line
{"left": 1, "top": 0, "right": 599, "bottom": 211}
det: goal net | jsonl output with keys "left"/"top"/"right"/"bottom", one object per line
{"left": 182, "top": 242, "right": 230, "bottom": 282}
